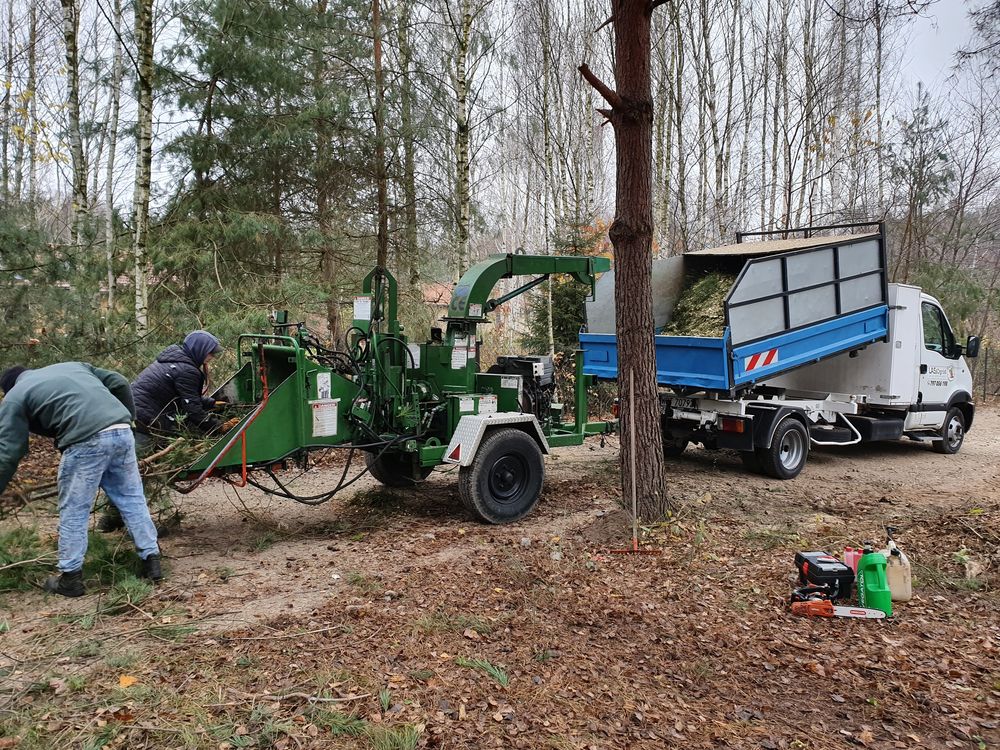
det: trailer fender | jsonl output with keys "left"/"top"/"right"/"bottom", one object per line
{"left": 745, "top": 403, "right": 809, "bottom": 449}
{"left": 443, "top": 413, "right": 550, "bottom": 467}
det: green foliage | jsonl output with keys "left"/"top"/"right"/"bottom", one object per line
{"left": 363, "top": 724, "right": 421, "bottom": 750}
{"left": 887, "top": 84, "right": 954, "bottom": 211}
{"left": 911, "top": 261, "right": 988, "bottom": 336}
{"left": 454, "top": 656, "right": 509, "bottom": 686}
{"left": 84, "top": 532, "right": 145, "bottom": 586}
{"left": 522, "top": 222, "right": 608, "bottom": 357}
{"left": 312, "top": 709, "right": 367, "bottom": 737}
{"left": 0, "top": 527, "right": 53, "bottom": 592}
{"left": 157, "top": 0, "right": 374, "bottom": 342}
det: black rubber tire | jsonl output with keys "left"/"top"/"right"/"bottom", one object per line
{"left": 663, "top": 438, "right": 690, "bottom": 457}
{"left": 933, "top": 407, "right": 965, "bottom": 455}
{"left": 759, "top": 417, "right": 809, "bottom": 480}
{"left": 739, "top": 450, "right": 763, "bottom": 473}
{"left": 365, "top": 452, "right": 433, "bottom": 487}
{"left": 458, "top": 428, "right": 545, "bottom": 524}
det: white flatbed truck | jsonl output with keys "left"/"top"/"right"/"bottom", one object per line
{"left": 580, "top": 224, "right": 979, "bottom": 479}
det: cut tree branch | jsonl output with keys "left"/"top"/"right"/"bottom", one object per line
{"left": 595, "top": 15, "right": 614, "bottom": 32}
{"left": 578, "top": 63, "right": 623, "bottom": 109}
{"left": 647, "top": 0, "right": 669, "bottom": 12}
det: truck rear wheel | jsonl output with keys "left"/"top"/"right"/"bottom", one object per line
{"left": 933, "top": 407, "right": 965, "bottom": 455}
{"left": 366, "top": 452, "right": 433, "bottom": 487}
{"left": 663, "top": 437, "right": 689, "bottom": 457}
{"left": 458, "top": 428, "right": 545, "bottom": 524}
{"left": 758, "top": 417, "right": 809, "bottom": 480}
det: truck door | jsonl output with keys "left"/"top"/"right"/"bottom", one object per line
{"left": 917, "top": 301, "right": 956, "bottom": 426}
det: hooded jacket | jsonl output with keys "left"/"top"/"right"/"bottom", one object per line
{"left": 131, "top": 344, "right": 221, "bottom": 434}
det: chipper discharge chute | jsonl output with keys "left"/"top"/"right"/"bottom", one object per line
{"left": 175, "top": 253, "right": 612, "bottom": 524}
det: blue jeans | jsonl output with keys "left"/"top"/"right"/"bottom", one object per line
{"left": 57, "top": 428, "right": 160, "bottom": 572}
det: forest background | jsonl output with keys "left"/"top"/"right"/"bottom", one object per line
{"left": 2, "top": 0, "right": 1000, "bottom": 394}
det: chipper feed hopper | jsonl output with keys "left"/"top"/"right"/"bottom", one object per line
{"left": 176, "top": 254, "right": 611, "bottom": 524}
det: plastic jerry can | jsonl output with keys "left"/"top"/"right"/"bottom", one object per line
{"left": 842, "top": 547, "right": 861, "bottom": 572}
{"left": 856, "top": 546, "right": 892, "bottom": 617}
{"left": 880, "top": 540, "right": 913, "bottom": 602}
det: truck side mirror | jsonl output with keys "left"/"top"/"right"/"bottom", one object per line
{"left": 965, "top": 335, "right": 981, "bottom": 358}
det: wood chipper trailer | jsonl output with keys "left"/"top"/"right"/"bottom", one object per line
{"left": 173, "top": 254, "right": 612, "bottom": 524}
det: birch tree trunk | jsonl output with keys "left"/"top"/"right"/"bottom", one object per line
{"left": 26, "top": 0, "right": 37, "bottom": 206}
{"left": 60, "top": 0, "right": 87, "bottom": 246}
{"left": 132, "top": 0, "right": 154, "bottom": 333}
{"left": 454, "top": 0, "right": 473, "bottom": 278}
{"left": 1, "top": 0, "right": 13, "bottom": 198}
{"left": 13, "top": 1, "right": 34, "bottom": 202}
{"left": 580, "top": 0, "right": 671, "bottom": 519}
{"left": 105, "top": 0, "right": 123, "bottom": 322}
{"left": 670, "top": 0, "right": 687, "bottom": 247}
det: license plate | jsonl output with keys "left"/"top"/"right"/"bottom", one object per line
{"left": 669, "top": 397, "right": 696, "bottom": 411}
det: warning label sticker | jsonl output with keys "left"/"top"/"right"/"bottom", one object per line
{"left": 310, "top": 399, "right": 339, "bottom": 437}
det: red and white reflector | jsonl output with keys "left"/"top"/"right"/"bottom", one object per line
{"left": 744, "top": 348, "right": 778, "bottom": 372}
{"left": 447, "top": 444, "right": 461, "bottom": 462}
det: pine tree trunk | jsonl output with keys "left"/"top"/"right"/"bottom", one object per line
{"left": 60, "top": 0, "right": 87, "bottom": 246}
{"left": 312, "top": 0, "right": 341, "bottom": 344}
{"left": 132, "top": 0, "right": 154, "bottom": 333}
{"left": 580, "top": 0, "right": 670, "bottom": 520}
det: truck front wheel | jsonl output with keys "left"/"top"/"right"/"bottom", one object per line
{"left": 459, "top": 428, "right": 545, "bottom": 524}
{"left": 933, "top": 407, "right": 966, "bottom": 455}
{"left": 758, "top": 418, "right": 809, "bottom": 480}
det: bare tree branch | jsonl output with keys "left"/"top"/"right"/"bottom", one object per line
{"left": 578, "top": 63, "right": 623, "bottom": 109}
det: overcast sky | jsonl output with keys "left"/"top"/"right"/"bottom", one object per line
{"left": 903, "top": 2, "right": 973, "bottom": 90}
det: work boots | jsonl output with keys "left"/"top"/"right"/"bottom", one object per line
{"left": 43, "top": 570, "right": 85, "bottom": 598}
{"left": 142, "top": 554, "right": 163, "bottom": 582}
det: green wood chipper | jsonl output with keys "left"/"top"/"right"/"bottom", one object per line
{"left": 173, "top": 254, "right": 611, "bottom": 524}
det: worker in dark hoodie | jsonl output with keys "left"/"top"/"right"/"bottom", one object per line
{"left": 97, "top": 330, "right": 225, "bottom": 533}
{"left": 0, "top": 363, "right": 162, "bottom": 597}
{"left": 132, "top": 330, "right": 225, "bottom": 441}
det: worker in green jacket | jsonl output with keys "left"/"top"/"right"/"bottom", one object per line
{"left": 0, "top": 363, "right": 162, "bottom": 597}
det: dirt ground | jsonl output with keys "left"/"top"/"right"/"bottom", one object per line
{"left": 1, "top": 408, "right": 999, "bottom": 749}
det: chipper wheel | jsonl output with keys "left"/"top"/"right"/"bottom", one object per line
{"left": 366, "top": 452, "right": 433, "bottom": 487}
{"left": 458, "top": 428, "right": 545, "bottom": 524}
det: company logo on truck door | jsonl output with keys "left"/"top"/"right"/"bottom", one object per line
{"left": 744, "top": 348, "right": 779, "bottom": 371}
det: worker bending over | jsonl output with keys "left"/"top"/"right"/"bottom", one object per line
{"left": 0, "top": 364, "right": 162, "bottom": 597}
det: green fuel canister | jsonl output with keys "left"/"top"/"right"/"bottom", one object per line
{"left": 856, "top": 545, "right": 892, "bottom": 617}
